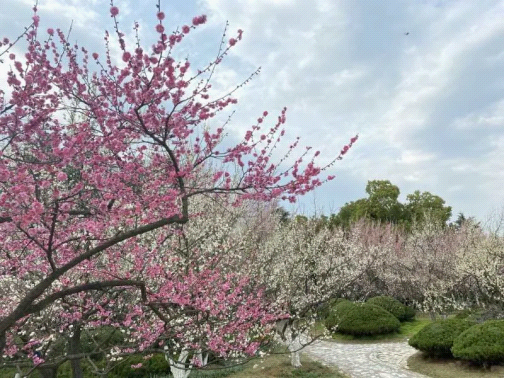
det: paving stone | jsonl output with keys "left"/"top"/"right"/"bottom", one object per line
{"left": 294, "top": 336, "right": 428, "bottom": 378}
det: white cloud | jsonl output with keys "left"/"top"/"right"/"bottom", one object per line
{"left": 452, "top": 100, "right": 504, "bottom": 130}
{"left": 384, "top": 1, "right": 503, "bottom": 146}
{"left": 397, "top": 150, "right": 436, "bottom": 164}
{"left": 0, "top": 0, "right": 501, "bottom": 222}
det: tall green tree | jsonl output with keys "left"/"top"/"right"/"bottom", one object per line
{"left": 330, "top": 180, "right": 451, "bottom": 230}
{"left": 405, "top": 190, "right": 452, "bottom": 227}
{"left": 365, "top": 180, "right": 405, "bottom": 224}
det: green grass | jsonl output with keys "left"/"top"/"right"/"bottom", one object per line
{"left": 399, "top": 316, "right": 433, "bottom": 337}
{"left": 222, "top": 353, "right": 346, "bottom": 378}
{"left": 407, "top": 352, "right": 504, "bottom": 378}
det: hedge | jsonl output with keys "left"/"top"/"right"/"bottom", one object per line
{"left": 324, "top": 300, "right": 355, "bottom": 332}
{"left": 330, "top": 302, "right": 401, "bottom": 336}
{"left": 451, "top": 319, "right": 504, "bottom": 365}
{"left": 408, "top": 318, "right": 476, "bottom": 357}
{"left": 366, "top": 296, "right": 414, "bottom": 321}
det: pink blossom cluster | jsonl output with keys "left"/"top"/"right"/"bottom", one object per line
{"left": 0, "top": 1, "right": 357, "bottom": 365}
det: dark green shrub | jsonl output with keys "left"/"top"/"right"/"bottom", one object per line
{"left": 57, "top": 359, "right": 102, "bottom": 378}
{"left": 334, "top": 303, "right": 401, "bottom": 336}
{"left": 451, "top": 320, "right": 504, "bottom": 365}
{"left": 333, "top": 298, "right": 351, "bottom": 305}
{"left": 454, "top": 308, "right": 474, "bottom": 319}
{"left": 324, "top": 300, "right": 355, "bottom": 332}
{"left": 366, "top": 296, "right": 406, "bottom": 321}
{"left": 109, "top": 353, "right": 170, "bottom": 378}
{"left": 457, "top": 306, "right": 505, "bottom": 323}
{"left": 0, "top": 367, "right": 22, "bottom": 378}
{"left": 408, "top": 319, "right": 476, "bottom": 357}
{"left": 402, "top": 305, "right": 416, "bottom": 321}
{"left": 316, "top": 298, "right": 347, "bottom": 320}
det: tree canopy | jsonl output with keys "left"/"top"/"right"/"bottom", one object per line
{"left": 330, "top": 180, "right": 452, "bottom": 230}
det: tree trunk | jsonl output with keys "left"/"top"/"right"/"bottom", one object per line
{"left": 166, "top": 349, "right": 191, "bottom": 378}
{"left": 290, "top": 350, "right": 301, "bottom": 368}
{"left": 287, "top": 338, "right": 302, "bottom": 368}
{"left": 69, "top": 324, "right": 84, "bottom": 378}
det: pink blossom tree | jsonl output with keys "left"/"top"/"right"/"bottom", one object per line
{"left": 0, "top": 1, "right": 357, "bottom": 373}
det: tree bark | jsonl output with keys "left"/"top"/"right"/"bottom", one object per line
{"left": 69, "top": 324, "right": 84, "bottom": 378}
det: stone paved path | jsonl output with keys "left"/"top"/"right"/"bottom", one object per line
{"left": 299, "top": 337, "right": 427, "bottom": 378}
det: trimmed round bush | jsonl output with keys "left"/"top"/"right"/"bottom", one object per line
{"left": 317, "top": 298, "right": 349, "bottom": 320}
{"left": 333, "top": 303, "right": 401, "bottom": 336}
{"left": 455, "top": 306, "right": 505, "bottom": 323}
{"left": 454, "top": 308, "right": 474, "bottom": 319}
{"left": 451, "top": 320, "right": 504, "bottom": 365}
{"left": 402, "top": 305, "right": 416, "bottom": 321}
{"left": 324, "top": 299, "right": 355, "bottom": 331}
{"left": 366, "top": 296, "right": 410, "bottom": 321}
{"left": 408, "top": 318, "right": 476, "bottom": 357}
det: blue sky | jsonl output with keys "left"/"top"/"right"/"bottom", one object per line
{"left": 1, "top": 0, "right": 503, "bottom": 223}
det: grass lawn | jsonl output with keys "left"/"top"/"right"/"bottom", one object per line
{"left": 407, "top": 352, "right": 504, "bottom": 378}
{"left": 222, "top": 353, "right": 346, "bottom": 378}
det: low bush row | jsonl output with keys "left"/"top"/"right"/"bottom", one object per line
{"left": 366, "top": 296, "right": 415, "bottom": 322}
{"left": 408, "top": 318, "right": 504, "bottom": 365}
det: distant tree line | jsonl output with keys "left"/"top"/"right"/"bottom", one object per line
{"left": 279, "top": 180, "right": 455, "bottom": 232}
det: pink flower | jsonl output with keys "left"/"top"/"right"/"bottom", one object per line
{"left": 131, "top": 363, "right": 143, "bottom": 369}
{"left": 8, "top": 53, "right": 15, "bottom": 60}
{"left": 110, "top": 6, "right": 119, "bottom": 16}
{"left": 122, "top": 52, "right": 131, "bottom": 62}
{"left": 192, "top": 15, "right": 207, "bottom": 26}
{"left": 47, "top": 28, "right": 54, "bottom": 36}
{"left": 263, "top": 111, "right": 268, "bottom": 117}
{"left": 56, "top": 172, "right": 67, "bottom": 181}
{"left": 92, "top": 52, "right": 99, "bottom": 60}
{"left": 182, "top": 25, "right": 190, "bottom": 34}
{"left": 350, "top": 135, "right": 358, "bottom": 144}
{"left": 229, "top": 38, "right": 236, "bottom": 46}
{"left": 155, "top": 24, "right": 164, "bottom": 33}
{"left": 157, "top": 12, "right": 165, "bottom": 20}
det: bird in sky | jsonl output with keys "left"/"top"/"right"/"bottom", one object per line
{"left": 404, "top": 32, "right": 410, "bottom": 35}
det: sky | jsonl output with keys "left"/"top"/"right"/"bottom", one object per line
{"left": 0, "top": 0, "right": 503, "bottom": 224}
